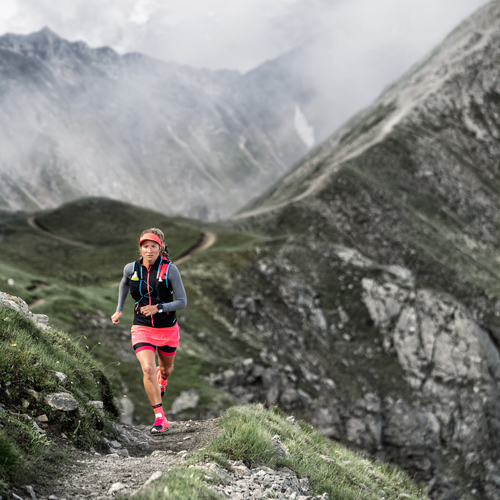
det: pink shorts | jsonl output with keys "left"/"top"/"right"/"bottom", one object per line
{"left": 131, "top": 324, "right": 180, "bottom": 348}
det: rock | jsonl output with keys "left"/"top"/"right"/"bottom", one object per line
{"left": 242, "top": 358, "right": 254, "bottom": 372}
{"left": 271, "top": 435, "right": 290, "bottom": 459}
{"left": 33, "top": 314, "right": 49, "bottom": 327}
{"left": 26, "top": 389, "right": 42, "bottom": 401}
{"left": 222, "top": 369, "right": 236, "bottom": 384}
{"left": 24, "top": 485, "right": 37, "bottom": 499}
{"left": 0, "top": 292, "right": 50, "bottom": 329}
{"left": 108, "top": 482, "right": 127, "bottom": 495}
{"left": 346, "top": 418, "right": 367, "bottom": 445}
{"left": 110, "top": 448, "right": 129, "bottom": 458}
{"left": 35, "top": 414, "right": 48, "bottom": 422}
{"left": 117, "top": 395, "right": 135, "bottom": 425}
{"left": 118, "top": 433, "right": 131, "bottom": 444}
{"left": 32, "top": 420, "right": 46, "bottom": 434}
{"left": 229, "top": 461, "right": 251, "bottom": 475}
{"left": 143, "top": 471, "right": 163, "bottom": 488}
{"left": 53, "top": 372, "right": 68, "bottom": 386}
{"left": 279, "top": 388, "right": 301, "bottom": 408}
{"left": 171, "top": 390, "right": 200, "bottom": 414}
{"left": 88, "top": 401, "right": 104, "bottom": 409}
{"left": 44, "top": 392, "right": 79, "bottom": 412}
{"left": 204, "top": 460, "right": 329, "bottom": 499}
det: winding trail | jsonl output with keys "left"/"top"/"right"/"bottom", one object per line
{"left": 173, "top": 232, "right": 217, "bottom": 265}
{"left": 26, "top": 216, "right": 217, "bottom": 264}
{"left": 27, "top": 217, "right": 93, "bottom": 248}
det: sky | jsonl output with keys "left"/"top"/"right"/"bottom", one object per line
{"left": 0, "top": 0, "right": 491, "bottom": 73}
{"left": 0, "top": 0, "right": 493, "bottom": 144}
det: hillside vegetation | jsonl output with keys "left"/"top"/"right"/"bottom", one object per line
{"left": 0, "top": 296, "right": 426, "bottom": 499}
{"left": 0, "top": 303, "right": 119, "bottom": 493}
{"left": 0, "top": 198, "right": 242, "bottom": 423}
{"left": 1, "top": 177, "right": 499, "bottom": 499}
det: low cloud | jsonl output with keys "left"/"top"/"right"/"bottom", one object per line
{"left": 0, "top": 0, "right": 490, "bottom": 72}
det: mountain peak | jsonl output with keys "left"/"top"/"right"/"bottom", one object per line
{"left": 0, "top": 26, "right": 68, "bottom": 59}
{"left": 33, "top": 26, "right": 62, "bottom": 40}
{"left": 0, "top": 27, "right": 122, "bottom": 68}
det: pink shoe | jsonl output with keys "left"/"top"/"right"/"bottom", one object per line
{"left": 150, "top": 416, "right": 170, "bottom": 434}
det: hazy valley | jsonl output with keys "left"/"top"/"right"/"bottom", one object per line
{"left": 0, "top": 28, "right": 316, "bottom": 220}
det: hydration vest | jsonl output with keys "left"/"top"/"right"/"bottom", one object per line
{"left": 129, "top": 255, "right": 177, "bottom": 328}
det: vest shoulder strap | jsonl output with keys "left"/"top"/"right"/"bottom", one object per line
{"left": 158, "top": 257, "right": 172, "bottom": 281}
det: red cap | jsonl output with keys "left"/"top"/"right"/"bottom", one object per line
{"left": 138, "top": 232, "right": 162, "bottom": 247}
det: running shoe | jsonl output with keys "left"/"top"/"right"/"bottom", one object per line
{"left": 150, "top": 417, "right": 170, "bottom": 434}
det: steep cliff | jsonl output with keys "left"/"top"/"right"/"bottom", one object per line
{"left": 210, "top": 2, "right": 500, "bottom": 498}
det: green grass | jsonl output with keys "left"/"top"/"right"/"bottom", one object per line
{"left": 0, "top": 411, "right": 69, "bottom": 494}
{"left": 126, "top": 404, "right": 425, "bottom": 500}
{"left": 0, "top": 198, "right": 272, "bottom": 425}
{"left": 123, "top": 468, "right": 224, "bottom": 500}
{"left": 203, "top": 405, "right": 426, "bottom": 500}
{"left": 0, "top": 199, "right": 237, "bottom": 423}
{"left": 0, "top": 308, "right": 118, "bottom": 484}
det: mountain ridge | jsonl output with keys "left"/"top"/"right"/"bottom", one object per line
{"left": 237, "top": 0, "right": 500, "bottom": 218}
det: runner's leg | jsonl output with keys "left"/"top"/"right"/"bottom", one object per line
{"left": 157, "top": 349, "right": 175, "bottom": 392}
{"left": 135, "top": 349, "right": 161, "bottom": 405}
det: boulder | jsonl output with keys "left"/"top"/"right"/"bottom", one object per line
{"left": 45, "top": 392, "right": 79, "bottom": 412}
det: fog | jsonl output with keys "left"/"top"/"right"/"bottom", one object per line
{"left": 1, "top": 0, "right": 490, "bottom": 72}
{"left": 0, "top": 0, "right": 494, "bottom": 217}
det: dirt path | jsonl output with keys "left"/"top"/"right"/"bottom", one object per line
{"left": 173, "top": 232, "right": 217, "bottom": 265}
{"left": 37, "top": 419, "right": 220, "bottom": 500}
{"left": 28, "top": 214, "right": 216, "bottom": 270}
{"left": 27, "top": 217, "right": 93, "bottom": 248}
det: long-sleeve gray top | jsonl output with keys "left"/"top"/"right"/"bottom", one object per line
{"left": 115, "top": 262, "right": 187, "bottom": 313}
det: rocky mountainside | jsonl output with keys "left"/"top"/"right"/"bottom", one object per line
{"left": 0, "top": 28, "right": 314, "bottom": 220}
{"left": 186, "top": 1, "right": 500, "bottom": 498}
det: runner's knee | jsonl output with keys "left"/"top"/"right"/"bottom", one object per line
{"left": 159, "top": 365, "right": 174, "bottom": 380}
{"left": 141, "top": 364, "right": 157, "bottom": 378}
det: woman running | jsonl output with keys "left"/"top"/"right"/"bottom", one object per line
{"left": 111, "top": 228, "right": 187, "bottom": 433}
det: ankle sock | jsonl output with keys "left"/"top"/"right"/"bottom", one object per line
{"left": 152, "top": 403, "right": 165, "bottom": 425}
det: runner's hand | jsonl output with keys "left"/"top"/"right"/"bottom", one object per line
{"left": 140, "top": 304, "right": 159, "bottom": 316}
{"left": 111, "top": 312, "right": 122, "bottom": 324}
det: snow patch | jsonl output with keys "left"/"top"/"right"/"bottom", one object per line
{"left": 294, "top": 105, "right": 315, "bottom": 148}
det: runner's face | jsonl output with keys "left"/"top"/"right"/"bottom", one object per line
{"left": 140, "top": 240, "right": 160, "bottom": 265}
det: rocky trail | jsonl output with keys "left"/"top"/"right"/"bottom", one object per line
{"left": 35, "top": 418, "right": 220, "bottom": 500}
{"left": 30, "top": 417, "right": 330, "bottom": 500}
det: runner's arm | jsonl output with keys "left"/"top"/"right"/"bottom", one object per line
{"left": 163, "top": 264, "right": 187, "bottom": 312}
{"left": 115, "top": 262, "right": 134, "bottom": 313}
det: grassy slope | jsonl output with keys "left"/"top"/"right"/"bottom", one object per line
{"left": 3, "top": 192, "right": 496, "bottom": 424}
{"left": 129, "top": 404, "right": 426, "bottom": 500}
{"left": 0, "top": 198, "right": 262, "bottom": 422}
{"left": 0, "top": 200, "right": 426, "bottom": 499}
{"left": 0, "top": 307, "right": 119, "bottom": 494}
{"left": 2, "top": 193, "right": 497, "bottom": 498}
